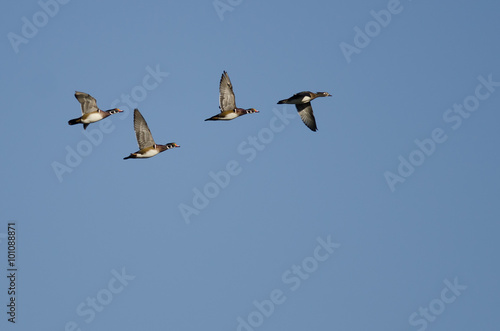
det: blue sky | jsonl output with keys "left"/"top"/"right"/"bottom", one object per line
{"left": 1, "top": 0, "right": 499, "bottom": 330}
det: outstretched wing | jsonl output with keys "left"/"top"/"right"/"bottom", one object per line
{"left": 134, "top": 109, "right": 156, "bottom": 149}
{"left": 75, "top": 91, "right": 99, "bottom": 114}
{"left": 219, "top": 71, "right": 236, "bottom": 112}
{"left": 296, "top": 103, "right": 318, "bottom": 132}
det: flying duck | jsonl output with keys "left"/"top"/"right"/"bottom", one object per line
{"left": 277, "top": 91, "right": 332, "bottom": 131}
{"left": 124, "top": 109, "right": 179, "bottom": 160}
{"left": 68, "top": 91, "right": 123, "bottom": 130}
{"left": 205, "top": 71, "right": 259, "bottom": 121}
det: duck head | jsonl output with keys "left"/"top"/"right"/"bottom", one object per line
{"left": 317, "top": 92, "right": 332, "bottom": 97}
{"left": 109, "top": 108, "right": 124, "bottom": 114}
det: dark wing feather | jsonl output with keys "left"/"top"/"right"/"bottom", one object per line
{"left": 75, "top": 91, "right": 99, "bottom": 114}
{"left": 296, "top": 103, "right": 317, "bottom": 131}
{"left": 219, "top": 71, "right": 236, "bottom": 112}
{"left": 134, "top": 109, "right": 155, "bottom": 149}
{"left": 278, "top": 91, "right": 312, "bottom": 104}
{"left": 292, "top": 91, "right": 311, "bottom": 99}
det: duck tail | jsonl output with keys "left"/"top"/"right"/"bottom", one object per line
{"left": 68, "top": 117, "right": 81, "bottom": 125}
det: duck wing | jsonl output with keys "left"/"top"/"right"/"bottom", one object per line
{"left": 219, "top": 71, "right": 236, "bottom": 112}
{"left": 296, "top": 103, "right": 317, "bottom": 131}
{"left": 134, "top": 109, "right": 156, "bottom": 149}
{"left": 75, "top": 91, "right": 99, "bottom": 114}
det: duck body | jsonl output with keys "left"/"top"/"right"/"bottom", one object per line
{"left": 277, "top": 91, "right": 331, "bottom": 105}
{"left": 124, "top": 143, "right": 179, "bottom": 159}
{"left": 124, "top": 146, "right": 160, "bottom": 159}
{"left": 205, "top": 71, "right": 259, "bottom": 121}
{"left": 277, "top": 91, "right": 331, "bottom": 132}
{"left": 69, "top": 91, "right": 122, "bottom": 130}
{"left": 123, "top": 109, "right": 180, "bottom": 160}
{"left": 68, "top": 109, "right": 122, "bottom": 128}
{"left": 205, "top": 108, "right": 258, "bottom": 121}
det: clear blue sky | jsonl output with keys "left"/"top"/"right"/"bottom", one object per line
{"left": 1, "top": 0, "right": 499, "bottom": 330}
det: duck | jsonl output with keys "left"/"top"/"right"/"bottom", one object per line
{"left": 124, "top": 109, "right": 180, "bottom": 160}
{"left": 205, "top": 71, "right": 259, "bottom": 121}
{"left": 277, "top": 91, "right": 332, "bottom": 132}
{"left": 68, "top": 91, "right": 123, "bottom": 130}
